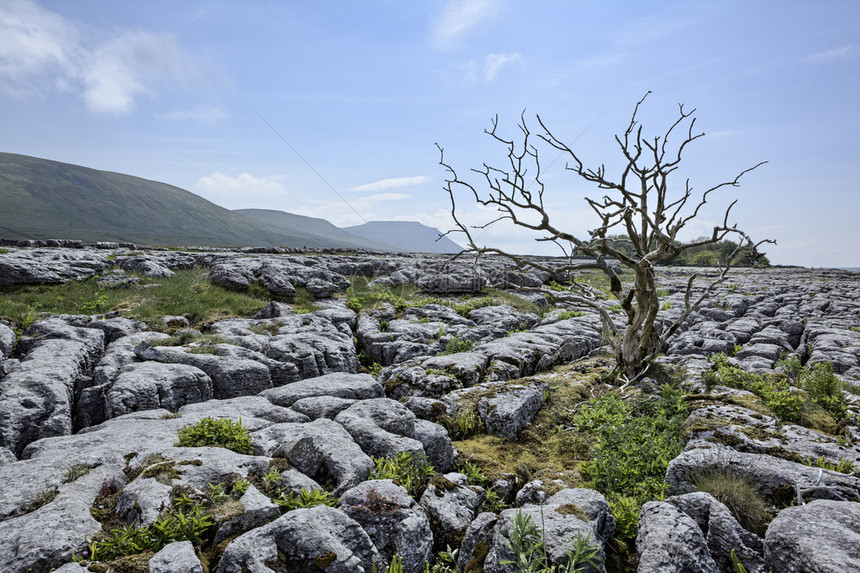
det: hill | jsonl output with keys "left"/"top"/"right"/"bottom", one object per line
{"left": 342, "top": 221, "right": 462, "bottom": 254}
{"left": 233, "top": 209, "right": 391, "bottom": 251}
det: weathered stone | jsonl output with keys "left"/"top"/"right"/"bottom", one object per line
{"left": 262, "top": 372, "right": 384, "bottom": 408}
{"left": 419, "top": 473, "right": 484, "bottom": 550}
{"left": 149, "top": 540, "right": 203, "bottom": 573}
{"left": 214, "top": 485, "right": 281, "bottom": 545}
{"left": 106, "top": 361, "right": 213, "bottom": 418}
{"left": 636, "top": 501, "right": 719, "bottom": 573}
{"left": 764, "top": 500, "right": 860, "bottom": 573}
{"left": 216, "top": 505, "right": 381, "bottom": 573}
{"left": 340, "top": 479, "right": 433, "bottom": 572}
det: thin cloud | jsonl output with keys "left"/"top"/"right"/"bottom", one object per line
{"left": 433, "top": 0, "right": 501, "bottom": 50}
{"left": 162, "top": 104, "right": 227, "bottom": 125}
{"left": 0, "top": 0, "right": 78, "bottom": 97}
{"left": 484, "top": 52, "right": 522, "bottom": 81}
{"left": 802, "top": 45, "right": 852, "bottom": 64}
{"left": 194, "top": 172, "right": 287, "bottom": 208}
{"left": 348, "top": 176, "right": 431, "bottom": 192}
{"left": 364, "top": 193, "right": 411, "bottom": 202}
{"left": 0, "top": 0, "right": 209, "bottom": 115}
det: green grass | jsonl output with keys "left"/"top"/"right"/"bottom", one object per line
{"left": 0, "top": 267, "right": 269, "bottom": 331}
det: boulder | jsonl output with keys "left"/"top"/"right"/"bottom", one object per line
{"left": 340, "top": 479, "right": 434, "bottom": 572}
{"left": 149, "top": 540, "right": 203, "bottom": 573}
{"left": 106, "top": 362, "right": 213, "bottom": 418}
{"left": 419, "top": 473, "right": 484, "bottom": 550}
{"left": 764, "top": 500, "right": 860, "bottom": 573}
{"left": 216, "top": 505, "right": 381, "bottom": 573}
{"left": 636, "top": 501, "right": 719, "bottom": 573}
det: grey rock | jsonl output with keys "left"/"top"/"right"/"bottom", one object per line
{"left": 214, "top": 485, "right": 281, "bottom": 545}
{"left": 417, "top": 266, "right": 486, "bottom": 294}
{"left": 764, "top": 500, "right": 860, "bottom": 573}
{"left": 515, "top": 479, "right": 547, "bottom": 506}
{"left": 149, "top": 540, "right": 203, "bottom": 573}
{"left": 636, "top": 501, "right": 719, "bottom": 573}
{"left": 0, "top": 248, "right": 109, "bottom": 286}
{"left": 290, "top": 395, "right": 357, "bottom": 420}
{"left": 457, "top": 512, "right": 498, "bottom": 573}
{"left": 0, "top": 332, "right": 104, "bottom": 456}
{"left": 253, "top": 418, "right": 372, "bottom": 495}
{"left": 340, "top": 479, "right": 434, "bottom": 572}
{"left": 666, "top": 441, "right": 860, "bottom": 504}
{"left": 106, "top": 361, "right": 213, "bottom": 418}
{"left": 115, "top": 475, "right": 173, "bottom": 526}
{"left": 0, "top": 465, "right": 124, "bottom": 573}
{"left": 419, "top": 473, "right": 484, "bottom": 550}
{"left": 412, "top": 419, "right": 456, "bottom": 473}
{"left": 262, "top": 372, "right": 384, "bottom": 408}
{"left": 119, "top": 255, "right": 176, "bottom": 278}
{"left": 667, "top": 492, "right": 764, "bottom": 573}
{"left": 484, "top": 492, "right": 611, "bottom": 573}
{"left": 135, "top": 342, "right": 273, "bottom": 398}
{"left": 334, "top": 398, "right": 427, "bottom": 460}
{"left": 216, "top": 505, "right": 381, "bottom": 573}
{"left": 0, "top": 321, "right": 16, "bottom": 360}
{"left": 444, "top": 380, "right": 547, "bottom": 440}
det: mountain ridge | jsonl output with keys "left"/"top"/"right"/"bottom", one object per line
{"left": 0, "top": 153, "right": 459, "bottom": 253}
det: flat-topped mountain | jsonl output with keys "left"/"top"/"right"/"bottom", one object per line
{"left": 342, "top": 221, "right": 462, "bottom": 254}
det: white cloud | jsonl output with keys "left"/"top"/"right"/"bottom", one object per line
{"left": 348, "top": 176, "right": 431, "bottom": 192}
{"left": 484, "top": 52, "right": 522, "bottom": 81}
{"left": 0, "top": 0, "right": 209, "bottom": 115}
{"left": 0, "top": 0, "right": 78, "bottom": 96}
{"left": 363, "top": 193, "right": 411, "bottom": 202}
{"left": 433, "top": 0, "right": 501, "bottom": 50}
{"left": 162, "top": 104, "right": 227, "bottom": 125}
{"left": 82, "top": 30, "right": 196, "bottom": 115}
{"left": 194, "top": 172, "right": 287, "bottom": 208}
{"left": 802, "top": 45, "right": 852, "bottom": 64}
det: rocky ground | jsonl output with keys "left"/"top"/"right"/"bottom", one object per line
{"left": 0, "top": 245, "right": 858, "bottom": 573}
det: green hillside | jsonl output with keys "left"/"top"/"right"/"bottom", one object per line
{"left": 0, "top": 153, "right": 361, "bottom": 248}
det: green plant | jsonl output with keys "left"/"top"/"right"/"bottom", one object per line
{"left": 556, "top": 310, "right": 585, "bottom": 320}
{"left": 799, "top": 362, "right": 846, "bottom": 420}
{"left": 575, "top": 385, "right": 686, "bottom": 506}
{"left": 441, "top": 336, "right": 473, "bottom": 355}
{"left": 709, "top": 354, "right": 804, "bottom": 422}
{"left": 688, "top": 464, "right": 770, "bottom": 535}
{"left": 660, "top": 301, "right": 672, "bottom": 310}
{"left": 501, "top": 510, "right": 602, "bottom": 572}
{"left": 427, "top": 546, "right": 459, "bottom": 572}
{"left": 82, "top": 505, "right": 213, "bottom": 562}
{"left": 276, "top": 488, "right": 338, "bottom": 511}
{"left": 802, "top": 455, "right": 857, "bottom": 475}
{"left": 176, "top": 417, "right": 254, "bottom": 455}
{"left": 441, "top": 410, "right": 484, "bottom": 440}
{"left": 62, "top": 463, "right": 95, "bottom": 483}
{"left": 369, "top": 452, "right": 436, "bottom": 497}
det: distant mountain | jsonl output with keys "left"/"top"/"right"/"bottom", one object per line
{"left": 0, "top": 153, "right": 461, "bottom": 253}
{"left": 342, "top": 221, "right": 462, "bottom": 254}
{"left": 234, "top": 209, "right": 391, "bottom": 251}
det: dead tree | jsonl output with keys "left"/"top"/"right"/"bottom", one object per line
{"left": 437, "top": 92, "right": 772, "bottom": 381}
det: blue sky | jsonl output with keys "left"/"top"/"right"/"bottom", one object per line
{"left": 1, "top": 0, "right": 858, "bottom": 267}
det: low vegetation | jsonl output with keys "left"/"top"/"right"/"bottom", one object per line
{"left": 0, "top": 267, "right": 269, "bottom": 332}
{"left": 705, "top": 353, "right": 846, "bottom": 428}
{"left": 175, "top": 417, "right": 254, "bottom": 455}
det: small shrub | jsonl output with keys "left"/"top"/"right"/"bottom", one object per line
{"left": 660, "top": 301, "right": 672, "bottom": 310}
{"left": 441, "top": 336, "right": 473, "bottom": 355}
{"left": 502, "top": 510, "right": 603, "bottom": 572}
{"left": 176, "top": 417, "right": 253, "bottom": 455}
{"left": 556, "top": 309, "right": 585, "bottom": 320}
{"left": 276, "top": 488, "right": 338, "bottom": 511}
{"left": 369, "top": 452, "right": 435, "bottom": 497}
{"left": 82, "top": 505, "right": 213, "bottom": 562}
{"left": 799, "top": 362, "right": 846, "bottom": 420}
{"left": 441, "top": 410, "right": 484, "bottom": 440}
